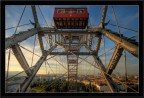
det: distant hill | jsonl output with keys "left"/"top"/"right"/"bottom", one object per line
{"left": 5, "top": 71, "right": 66, "bottom": 78}
{"left": 5, "top": 71, "right": 26, "bottom": 78}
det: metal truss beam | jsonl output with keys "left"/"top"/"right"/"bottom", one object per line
{"left": 37, "top": 32, "right": 45, "bottom": 54}
{"left": 106, "top": 45, "right": 124, "bottom": 75}
{"left": 87, "top": 27, "right": 138, "bottom": 57}
{"left": 31, "top": 5, "right": 45, "bottom": 54}
{"left": 6, "top": 27, "right": 138, "bottom": 57}
{"left": 11, "top": 44, "right": 32, "bottom": 76}
{"left": 42, "top": 28, "right": 138, "bottom": 56}
{"left": 99, "top": 5, "right": 108, "bottom": 28}
{"left": 84, "top": 45, "right": 119, "bottom": 92}
{"left": 67, "top": 41, "right": 79, "bottom": 92}
{"left": 49, "top": 52, "right": 97, "bottom": 55}
{"left": 95, "top": 35, "right": 102, "bottom": 52}
{"left": 41, "top": 27, "right": 100, "bottom": 34}
{"left": 67, "top": 55, "right": 78, "bottom": 92}
{"left": 5, "top": 28, "right": 38, "bottom": 49}
{"left": 95, "top": 5, "right": 108, "bottom": 52}
{"left": 56, "top": 42, "right": 119, "bottom": 92}
{"left": 93, "top": 56, "right": 119, "bottom": 92}
{"left": 31, "top": 5, "right": 40, "bottom": 28}
{"left": 99, "top": 28, "right": 138, "bottom": 57}
{"left": 19, "top": 45, "right": 57, "bottom": 92}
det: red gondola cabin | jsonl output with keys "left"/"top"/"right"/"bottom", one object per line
{"left": 53, "top": 8, "right": 89, "bottom": 29}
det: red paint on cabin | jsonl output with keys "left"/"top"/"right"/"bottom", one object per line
{"left": 53, "top": 8, "right": 89, "bottom": 29}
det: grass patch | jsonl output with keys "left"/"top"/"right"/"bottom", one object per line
{"left": 31, "top": 87, "right": 45, "bottom": 93}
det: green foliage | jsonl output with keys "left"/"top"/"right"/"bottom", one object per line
{"left": 30, "top": 80, "right": 98, "bottom": 92}
{"left": 31, "top": 87, "right": 45, "bottom": 93}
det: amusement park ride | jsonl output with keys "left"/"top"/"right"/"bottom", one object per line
{"left": 5, "top": 5, "right": 139, "bottom": 93}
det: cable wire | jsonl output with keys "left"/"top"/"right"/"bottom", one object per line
{"left": 38, "top": 6, "right": 49, "bottom": 27}
{"left": 31, "top": 32, "right": 37, "bottom": 67}
{"left": 108, "top": 23, "right": 138, "bottom": 32}
{"left": 56, "top": 42, "right": 138, "bottom": 92}
{"left": 52, "top": 57, "right": 67, "bottom": 70}
{"left": 6, "top": 54, "right": 57, "bottom": 82}
{"left": 19, "top": 45, "right": 40, "bottom": 57}
{"left": 111, "top": 5, "right": 122, "bottom": 40}
{"left": 103, "top": 35, "right": 106, "bottom": 66}
{"left": 6, "top": 49, "right": 11, "bottom": 80}
{"left": 79, "top": 55, "right": 138, "bottom": 92}
{"left": 45, "top": 61, "right": 55, "bottom": 75}
{"left": 14, "top": 5, "right": 26, "bottom": 35}
{"left": 45, "top": 62, "right": 48, "bottom": 74}
{"left": 6, "top": 23, "right": 31, "bottom": 30}
{"left": 124, "top": 50, "right": 127, "bottom": 92}
{"left": 6, "top": 49, "right": 11, "bottom": 91}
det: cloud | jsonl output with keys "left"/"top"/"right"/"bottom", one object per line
{"left": 5, "top": 9, "right": 20, "bottom": 27}
{"left": 46, "top": 17, "right": 54, "bottom": 27}
{"left": 5, "top": 30, "right": 13, "bottom": 38}
{"left": 5, "top": 50, "right": 25, "bottom": 72}
{"left": 120, "top": 12, "right": 138, "bottom": 27}
{"left": 5, "top": 10, "right": 11, "bottom": 18}
{"left": 5, "top": 42, "right": 68, "bottom": 74}
{"left": 115, "top": 63, "right": 139, "bottom": 75}
{"left": 5, "top": 21, "right": 33, "bottom": 38}
{"left": 21, "top": 44, "right": 42, "bottom": 57}
{"left": 98, "top": 47, "right": 114, "bottom": 56}
{"left": 55, "top": 5, "right": 87, "bottom": 8}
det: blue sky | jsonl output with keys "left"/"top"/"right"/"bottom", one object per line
{"left": 5, "top": 5, "right": 139, "bottom": 76}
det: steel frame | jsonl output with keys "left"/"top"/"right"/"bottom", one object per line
{"left": 5, "top": 5, "right": 139, "bottom": 93}
{"left": 11, "top": 44, "right": 32, "bottom": 76}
